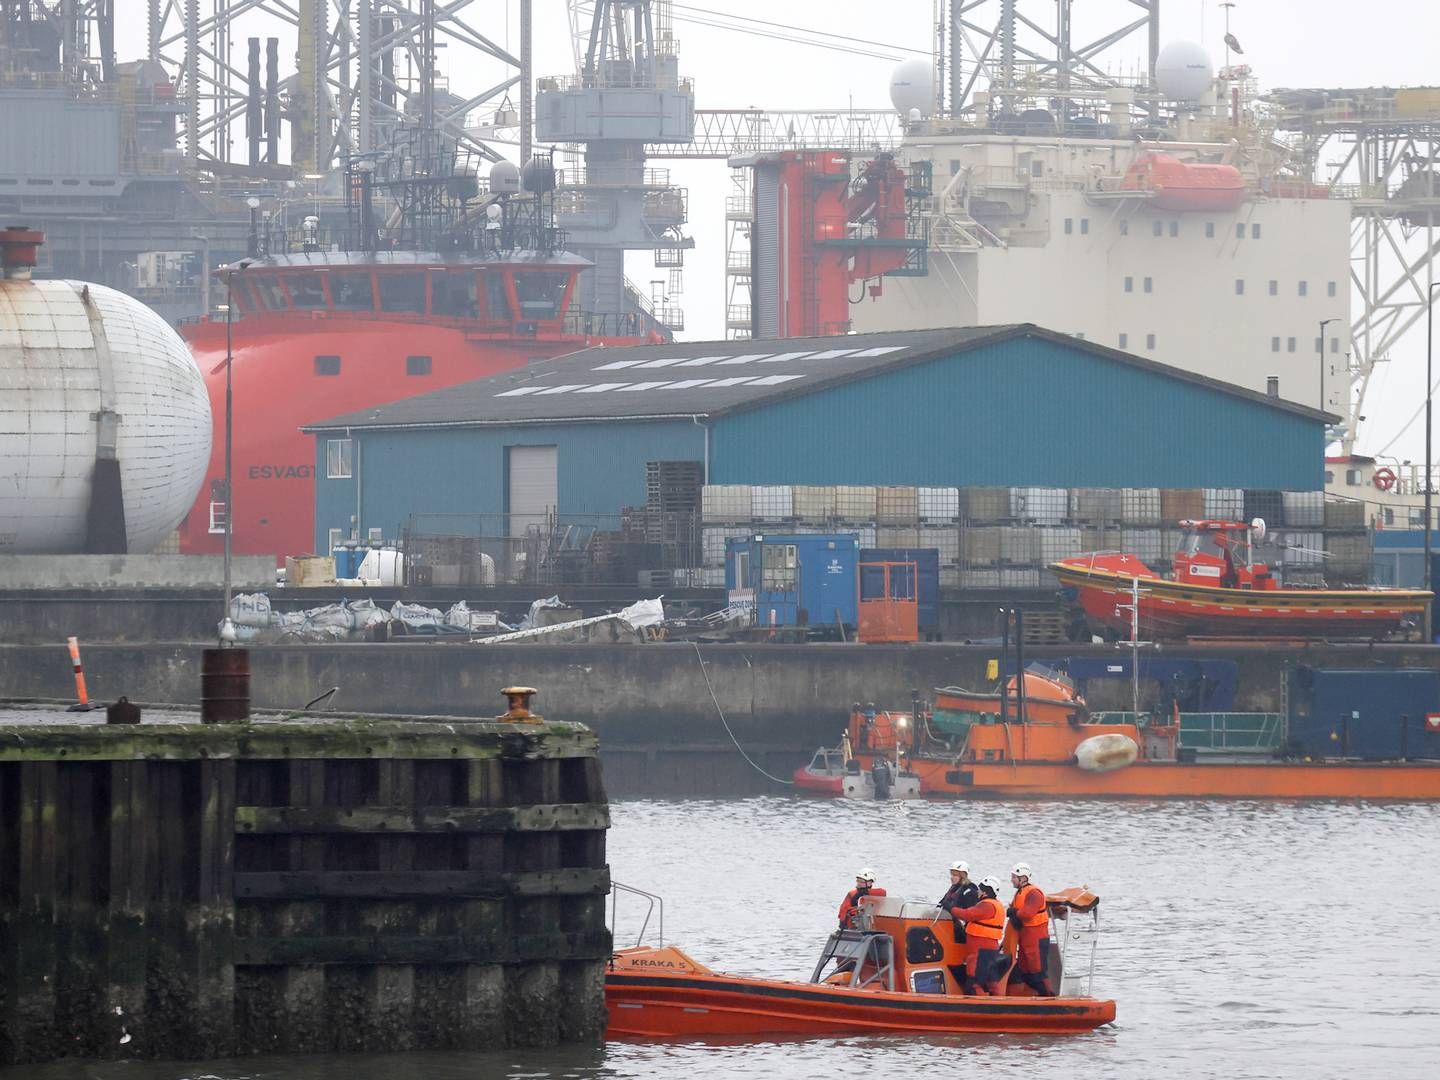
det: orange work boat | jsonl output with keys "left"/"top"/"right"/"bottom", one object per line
{"left": 1051, "top": 518, "right": 1430, "bottom": 640}
{"left": 607, "top": 890, "right": 1115, "bottom": 1037}
{"left": 843, "top": 666, "right": 1440, "bottom": 799}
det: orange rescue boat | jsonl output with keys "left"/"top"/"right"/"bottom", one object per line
{"left": 845, "top": 665, "right": 1440, "bottom": 799}
{"left": 607, "top": 890, "right": 1115, "bottom": 1038}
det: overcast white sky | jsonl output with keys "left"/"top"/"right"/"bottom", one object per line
{"left": 116, "top": 0, "right": 1440, "bottom": 457}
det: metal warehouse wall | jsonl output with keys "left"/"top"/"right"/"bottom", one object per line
{"left": 709, "top": 336, "right": 1323, "bottom": 489}
{"left": 313, "top": 420, "right": 703, "bottom": 548}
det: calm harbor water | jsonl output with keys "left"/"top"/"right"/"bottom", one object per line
{"left": 6, "top": 796, "right": 1437, "bottom": 1080}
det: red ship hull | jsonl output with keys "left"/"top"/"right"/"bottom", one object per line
{"left": 177, "top": 313, "right": 647, "bottom": 561}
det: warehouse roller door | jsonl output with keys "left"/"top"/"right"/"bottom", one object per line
{"left": 507, "top": 445, "right": 557, "bottom": 538}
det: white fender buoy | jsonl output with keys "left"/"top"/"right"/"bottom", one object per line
{"left": 1075, "top": 733, "right": 1139, "bottom": 773}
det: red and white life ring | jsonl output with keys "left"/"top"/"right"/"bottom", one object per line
{"left": 1373, "top": 467, "right": 1397, "bottom": 491}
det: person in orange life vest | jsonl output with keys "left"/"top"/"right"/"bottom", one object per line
{"left": 1008, "top": 862, "right": 1056, "bottom": 996}
{"left": 951, "top": 875, "right": 1008, "bottom": 995}
{"left": 838, "top": 867, "right": 886, "bottom": 928}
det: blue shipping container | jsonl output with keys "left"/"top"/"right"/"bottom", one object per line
{"left": 1287, "top": 668, "right": 1440, "bottom": 760}
{"left": 862, "top": 547, "right": 940, "bottom": 634}
{"left": 726, "top": 533, "right": 860, "bottom": 630}
{"left": 333, "top": 545, "right": 364, "bottom": 578}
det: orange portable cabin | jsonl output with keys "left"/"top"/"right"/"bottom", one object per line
{"left": 858, "top": 559, "right": 919, "bottom": 643}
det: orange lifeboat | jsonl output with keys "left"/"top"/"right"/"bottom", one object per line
{"left": 606, "top": 890, "right": 1116, "bottom": 1038}
{"left": 1122, "top": 150, "right": 1245, "bottom": 211}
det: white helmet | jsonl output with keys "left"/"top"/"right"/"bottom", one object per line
{"left": 857, "top": 867, "right": 876, "bottom": 883}
{"left": 1012, "top": 862, "right": 1032, "bottom": 879}
{"left": 949, "top": 860, "right": 969, "bottom": 874}
{"left": 980, "top": 875, "right": 1003, "bottom": 892}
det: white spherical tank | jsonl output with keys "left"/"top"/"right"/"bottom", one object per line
{"left": 889, "top": 58, "right": 934, "bottom": 118}
{"left": 1155, "top": 41, "right": 1214, "bottom": 102}
{"left": 0, "top": 273, "right": 212, "bottom": 553}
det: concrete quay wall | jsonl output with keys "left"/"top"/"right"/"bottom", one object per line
{"left": 2, "top": 641, "right": 1431, "bottom": 796}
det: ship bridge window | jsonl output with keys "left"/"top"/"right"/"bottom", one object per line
{"left": 255, "top": 275, "right": 289, "bottom": 311}
{"left": 431, "top": 270, "right": 479, "bottom": 318}
{"left": 406, "top": 355, "right": 432, "bottom": 376}
{"left": 514, "top": 271, "right": 570, "bottom": 318}
{"left": 287, "top": 274, "right": 327, "bottom": 310}
{"left": 331, "top": 271, "right": 374, "bottom": 310}
{"left": 314, "top": 354, "right": 341, "bottom": 376}
{"left": 481, "top": 273, "right": 512, "bottom": 321}
{"left": 377, "top": 271, "right": 425, "bottom": 313}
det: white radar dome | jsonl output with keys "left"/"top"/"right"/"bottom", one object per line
{"left": 889, "top": 58, "right": 934, "bottom": 118}
{"left": 0, "top": 279, "right": 212, "bottom": 553}
{"left": 489, "top": 160, "right": 521, "bottom": 195}
{"left": 1155, "top": 41, "right": 1213, "bottom": 102}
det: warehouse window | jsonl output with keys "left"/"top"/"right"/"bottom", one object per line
{"left": 1146, "top": 333, "right": 1156, "bottom": 350}
{"left": 1346, "top": 469, "right": 1361, "bottom": 486}
{"left": 1235, "top": 279, "right": 1245, "bottom": 295}
{"left": 326, "top": 438, "right": 353, "bottom": 479}
{"left": 1287, "top": 337, "right": 1296, "bottom": 353}
{"left": 1269, "top": 280, "right": 1278, "bottom": 296}
{"left": 1119, "top": 220, "right": 1129, "bottom": 236}
{"left": 1064, "top": 218, "right": 1073, "bottom": 235}
{"left": 1169, "top": 220, "right": 1179, "bottom": 237}
{"left": 1143, "top": 277, "right": 1153, "bottom": 293}
{"left": 1205, "top": 221, "right": 1215, "bottom": 238}
{"left": 1252, "top": 223, "right": 1262, "bottom": 239}
{"left": 1236, "top": 222, "right": 1245, "bottom": 239}
{"left": 1031, "top": 160, "right": 1043, "bottom": 177}
{"left": 1298, "top": 280, "right": 1308, "bottom": 297}
{"left": 949, "top": 159, "right": 961, "bottom": 175}
{"left": 1331, "top": 337, "right": 1340, "bottom": 353}
{"left": 1080, "top": 218, "right": 1090, "bottom": 235}
{"left": 314, "top": 354, "right": 341, "bottom": 376}
{"left": 1324, "top": 471, "right": 1335, "bottom": 484}
{"left": 1328, "top": 280, "right": 1338, "bottom": 297}
{"left": 1124, "top": 276, "right": 1133, "bottom": 293}
{"left": 406, "top": 354, "right": 432, "bottom": 376}
{"left": 1118, "top": 333, "right": 1128, "bottom": 349}
{"left": 1152, "top": 220, "right": 1163, "bottom": 237}
{"left": 1271, "top": 336, "right": 1281, "bottom": 352}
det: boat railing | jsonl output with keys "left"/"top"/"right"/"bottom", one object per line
{"left": 610, "top": 881, "right": 664, "bottom": 949}
{"left": 1090, "top": 711, "right": 1284, "bottom": 752}
{"left": 1056, "top": 904, "right": 1101, "bottom": 999}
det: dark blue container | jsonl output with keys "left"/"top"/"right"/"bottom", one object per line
{"left": 1287, "top": 668, "right": 1440, "bottom": 760}
{"left": 725, "top": 533, "right": 860, "bottom": 630}
{"left": 862, "top": 547, "right": 941, "bottom": 634}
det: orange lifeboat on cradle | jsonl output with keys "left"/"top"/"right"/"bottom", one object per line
{"left": 606, "top": 890, "right": 1115, "bottom": 1038}
{"left": 1051, "top": 518, "right": 1430, "bottom": 641}
{"left": 1121, "top": 150, "right": 1245, "bottom": 211}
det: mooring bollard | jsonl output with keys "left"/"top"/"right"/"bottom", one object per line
{"left": 499, "top": 685, "right": 542, "bottom": 722}
{"left": 200, "top": 647, "right": 251, "bottom": 723}
{"left": 106, "top": 696, "right": 141, "bottom": 725}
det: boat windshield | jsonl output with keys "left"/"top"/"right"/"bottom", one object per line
{"left": 1183, "top": 529, "right": 1249, "bottom": 564}
{"left": 809, "top": 930, "right": 894, "bottom": 991}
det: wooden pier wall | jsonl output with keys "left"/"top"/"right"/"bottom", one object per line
{"left": 0, "top": 713, "right": 609, "bottom": 1066}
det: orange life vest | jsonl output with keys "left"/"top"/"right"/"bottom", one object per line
{"left": 1015, "top": 883, "right": 1049, "bottom": 929}
{"left": 966, "top": 897, "right": 1006, "bottom": 942}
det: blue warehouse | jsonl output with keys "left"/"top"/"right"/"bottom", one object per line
{"left": 305, "top": 324, "right": 1329, "bottom": 551}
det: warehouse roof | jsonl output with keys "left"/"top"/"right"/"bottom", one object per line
{"left": 304, "top": 324, "right": 1336, "bottom": 432}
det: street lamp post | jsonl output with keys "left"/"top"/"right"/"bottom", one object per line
{"left": 1426, "top": 283, "right": 1440, "bottom": 642}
